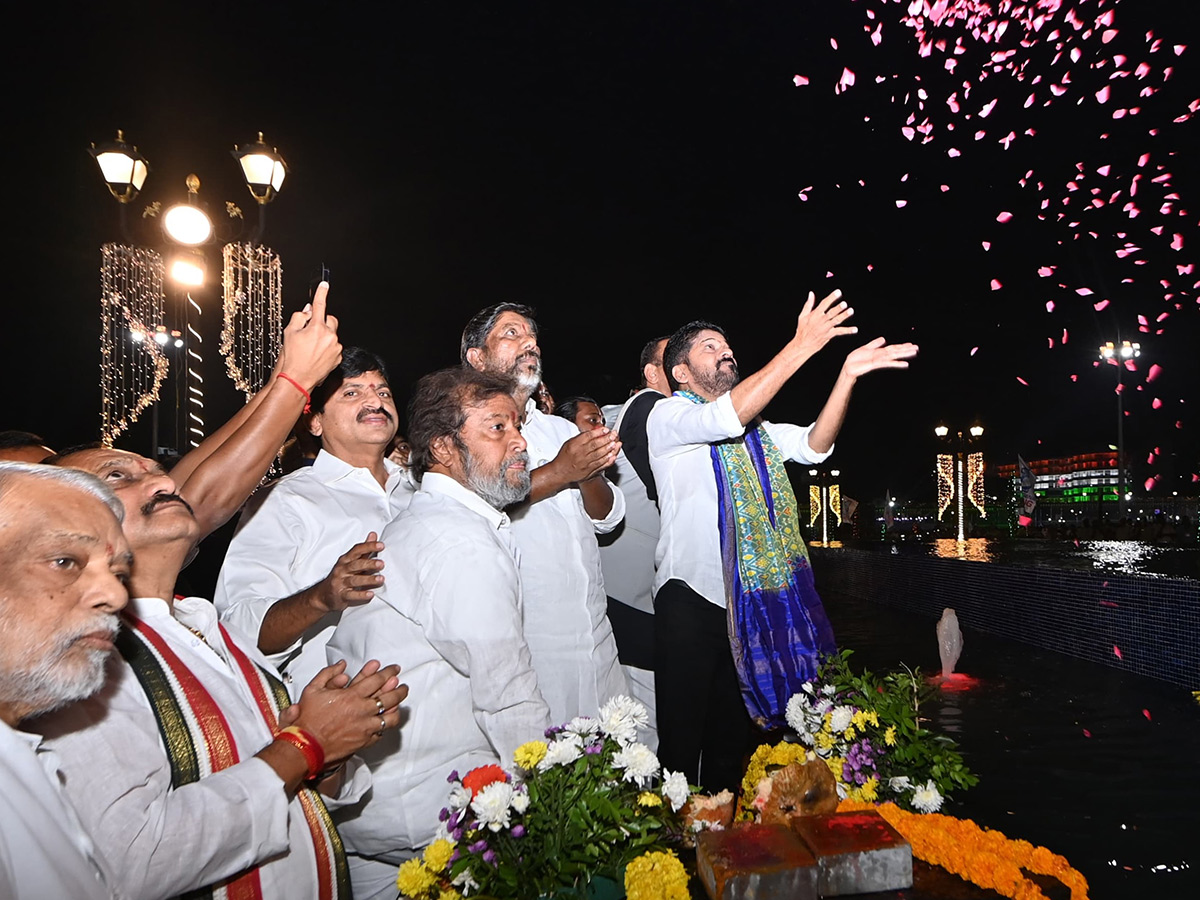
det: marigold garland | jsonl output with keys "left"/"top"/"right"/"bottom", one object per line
{"left": 837, "top": 799, "right": 1090, "bottom": 900}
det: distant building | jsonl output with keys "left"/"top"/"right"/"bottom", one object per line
{"left": 994, "top": 451, "right": 1123, "bottom": 514}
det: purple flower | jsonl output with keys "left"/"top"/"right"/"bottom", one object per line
{"left": 483, "top": 849, "right": 497, "bottom": 866}
{"left": 451, "top": 827, "right": 464, "bottom": 841}
{"left": 439, "top": 807, "right": 449, "bottom": 822}
{"left": 450, "top": 849, "right": 461, "bottom": 863}
{"left": 584, "top": 742, "right": 603, "bottom": 755}
{"left": 469, "top": 839, "right": 488, "bottom": 854}
{"left": 511, "top": 825, "right": 526, "bottom": 838}
{"left": 447, "top": 770, "right": 461, "bottom": 783}
{"left": 544, "top": 725, "right": 565, "bottom": 739}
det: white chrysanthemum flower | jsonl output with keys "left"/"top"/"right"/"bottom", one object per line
{"left": 537, "top": 734, "right": 583, "bottom": 771}
{"left": 447, "top": 784, "right": 471, "bottom": 810}
{"left": 661, "top": 769, "right": 690, "bottom": 812}
{"left": 433, "top": 819, "right": 453, "bottom": 843}
{"left": 471, "top": 781, "right": 515, "bottom": 831}
{"left": 510, "top": 790, "right": 530, "bottom": 814}
{"left": 888, "top": 776, "right": 912, "bottom": 793}
{"left": 599, "top": 695, "right": 648, "bottom": 746}
{"left": 829, "top": 705, "right": 854, "bottom": 733}
{"left": 802, "top": 681, "right": 815, "bottom": 695}
{"left": 612, "top": 742, "right": 660, "bottom": 787}
{"left": 912, "top": 780, "right": 944, "bottom": 813}
{"left": 785, "top": 694, "right": 810, "bottom": 735}
{"left": 821, "top": 684, "right": 837, "bottom": 696}
{"left": 564, "top": 716, "right": 600, "bottom": 738}
{"left": 452, "top": 868, "right": 480, "bottom": 892}
{"left": 835, "top": 780, "right": 848, "bottom": 800}
{"left": 815, "top": 699, "right": 833, "bottom": 716}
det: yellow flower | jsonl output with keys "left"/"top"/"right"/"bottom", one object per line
{"left": 625, "top": 850, "right": 690, "bottom": 900}
{"left": 423, "top": 839, "right": 455, "bottom": 873}
{"left": 866, "top": 711, "right": 880, "bottom": 727}
{"left": 396, "top": 858, "right": 439, "bottom": 898}
{"left": 637, "top": 791, "right": 663, "bottom": 807}
{"left": 513, "top": 740, "right": 548, "bottom": 770}
{"left": 814, "top": 732, "right": 835, "bottom": 752}
{"left": 860, "top": 776, "right": 879, "bottom": 802}
{"left": 437, "top": 890, "right": 461, "bottom": 900}
{"left": 844, "top": 725, "right": 856, "bottom": 741}
{"left": 851, "top": 710, "right": 867, "bottom": 730}
{"left": 884, "top": 726, "right": 897, "bottom": 747}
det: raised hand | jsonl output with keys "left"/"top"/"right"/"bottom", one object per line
{"left": 277, "top": 281, "right": 343, "bottom": 391}
{"left": 311, "top": 533, "right": 385, "bottom": 613}
{"left": 554, "top": 427, "right": 621, "bottom": 483}
{"left": 789, "top": 289, "right": 858, "bottom": 361}
{"left": 842, "top": 337, "right": 919, "bottom": 379}
{"left": 290, "top": 660, "right": 408, "bottom": 764}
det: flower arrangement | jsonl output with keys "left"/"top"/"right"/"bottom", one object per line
{"left": 837, "top": 799, "right": 1090, "bottom": 900}
{"left": 742, "top": 650, "right": 977, "bottom": 815}
{"left": 396, "top": 696, "right": 694, "bottom": 899}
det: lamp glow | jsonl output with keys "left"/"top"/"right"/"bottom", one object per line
{"left": 935, "top": 425, "right": 950, "bottom": 438}
{"left": 169, "top": 256, "right": 205, "bottom": 287}
{"left": 232, "top": 133, "right": 288, "bottom": 203}
{"left": 163, "top": 205, "right": 213, "bottom": 245}
{"left": 89, "top": 130, "right": 150, "bottom": 203}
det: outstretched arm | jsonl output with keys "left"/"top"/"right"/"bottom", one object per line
{"left": 177, "top": 283, "right": 342, "bottom": 539}
{"left": 807, "top": 337, "right": 919, "bottom": 453}
{"left": 728, "top": 290, "right": 857, "bottom": 425}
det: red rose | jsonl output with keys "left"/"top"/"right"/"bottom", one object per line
{"left": 462, "top": 764, "right": 509, "bottom": 798}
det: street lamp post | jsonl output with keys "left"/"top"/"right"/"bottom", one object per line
{"left": 936, "top": 424, "right": 985, "bottom": 541}
{"left": 808, "top": 468, "right": 841, "bottom": 545}
{"left": 1098, "top": 340, "right": 1139, "bottom": 521}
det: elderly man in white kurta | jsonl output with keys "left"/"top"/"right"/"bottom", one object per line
{"left": 216, "top": 347, "right": 414, "bottom": 698}
{"left": 462, "top": 303, "right": 628, "bottom": 725}
{"left": 328, "top": 368, "right": 552, "bottom": 899}
{"left": 0, "top": 463, "right": 130, "bottom": 900}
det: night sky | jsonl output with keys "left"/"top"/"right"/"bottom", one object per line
{"left": 6, "top": 0, "right": 1198, "bottom": 507}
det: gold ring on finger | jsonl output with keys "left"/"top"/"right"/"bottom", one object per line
{"left": 377, "top": 716, "right": 386, "bottom": 737}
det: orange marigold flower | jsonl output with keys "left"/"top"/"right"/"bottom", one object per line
{"left": 461, "top": 764, "right": 508, "bottom": 798}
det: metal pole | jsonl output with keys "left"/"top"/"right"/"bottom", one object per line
{"left": 1117, "top": 364, "right": 1124, "bottom": 521}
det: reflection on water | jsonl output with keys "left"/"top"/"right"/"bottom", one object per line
{"left": 932, "top": 538, "right": 995, "bottom": 563}
{"left": 881, "top": 537, "right": 1199, "bottom": 580}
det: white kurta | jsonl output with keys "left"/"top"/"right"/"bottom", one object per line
{"left": 37, "top": 596, "right": 371, "bottom": 900}
{"left": 511, "top": 401, "right": 629, "bottom": 724}
{"left": 647, "top": 391, "right": 832, "bottom": 607}
{"left": 215, "top": 450, "right": 415, "bottom": 697}
{"left": 0, "top": 720, "right": 119, "bottom": 900}
{"left": 327, "top": 473, "right": 552, "bottom": 858}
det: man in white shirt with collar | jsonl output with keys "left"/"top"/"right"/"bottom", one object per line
{"left": 0, "top": 463, "right": 130, "bottom": 900}
{"left": 461, "top": 303, "right": 629, "bottom": 726}
{"left": 40, "top": 291, "right": 408, "bottom": 900}
{"left": 598, "top": 336, "right": 670, "bottom": 750}
{"left": 328, "top": 367, "right": 552, "bottom": 899}
{"left": 216, "top": 346, "right": 415, "bottom": 697}
{"left": 648, "top": 291, "right": 917, "bottom": 793}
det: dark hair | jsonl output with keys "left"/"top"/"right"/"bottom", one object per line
{"left": 407, "top": 368, "right": 518, "bottom": 480}
{"left": 310, "top": 347, "right": 391, "bottom": 414}
{"left": 460, "top": 303, "right": 538, "bottom": 366}
{"left": 553, "top": 396, "right": 599, "bottom": 425}
{"left": 637, "top": 336, "right": 670, "bottom": 388}
{"left": 663, "top": 321, "right": 726, "bottom": 392}
{"left": 0, "top": 430, "right": 49, "bottom": 451}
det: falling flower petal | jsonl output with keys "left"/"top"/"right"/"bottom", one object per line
{"left": 1113, "top": 645, "right": 1123, "bottom": 660}
{"left": 1094, "top": 300, "right": 1111, "bottom": 311}
{"left": 793, "top": 74, "right": 809, "bottom": 87}
{"left": 990, "top": 278, "right": 1003, "bottom": 290}
{"left": 1143, "top": 709, "right": 1152, "bottom": 721}
{"left": 996, "top": 211, "right": 1013, "bottom": 222}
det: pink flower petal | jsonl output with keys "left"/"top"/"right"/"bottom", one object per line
{"left": 1076, "top": 287, "right": 1094, "bottom": 296}
{"left": 982, "top": 241, "right": 991, "bottom": 250}
{"left": 792, "top": 74, "right": 809, "bottom": 87}
{"left": 1146, "top": 364, "right": 1163, "bottom": 382}
{"left": 1046, "top": 301, "right": 1055, "bottom": 312}
{"left": 1152, "top": 397, "right": 1163, "bottom": 409}
{"left": 1094, "top": 299, "right": 1111, "bottom": 311}
{"left": 997, "top": 211, "right": 1013, "bottom": 223}
{"left": 1096, "top": 85, "right": 1112, "bottom": 104}
{"left": 896, "top": 200, "right": 907, "bottom": 208}
{"left": 1171, "top": 233, "right": 1184, "bottom": 250}
{"left": 1113, "top": 645, "right": 1123, "bottom": 659}
{"left": 990, "top": 278, "right": 1003, "bottom": 290}
{"left": 970, "top": 347, "right": 979, "bottom": 357}
{"left": 1143, "top": 709, "right": 1152, "bottom": 721}
{"left": 1016, "top": 376, "right": 1029, "bottom": 386}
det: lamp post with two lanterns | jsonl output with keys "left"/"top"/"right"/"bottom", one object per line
{"left": 88, "top": 130, "right": 288, "bottom": 459}
{"left": 808, "top": 467, "right": 842, "bottom": 545}
{"left": 1097, "top": 339, "right": 1139, "bottom": 520}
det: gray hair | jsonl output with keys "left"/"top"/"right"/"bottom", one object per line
{"left": 460, "top": 303, "right": 538, "bottom": 365}
{"left": 0, "top": 462, "right": 125, "bottom": 523}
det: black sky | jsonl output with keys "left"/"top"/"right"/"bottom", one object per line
{"left": 5, "top": 0, "right": 1197, "bottom": 506}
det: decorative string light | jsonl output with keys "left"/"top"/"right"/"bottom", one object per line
{"left": 967, "top": 452, "right": 987, "bottom": 517}
{"left": 99, "top": 243, "right": 169, "bottom": 446}
{"left": 809, "top": 485, "right": 821, "bottom": 527}
{"left": 221, "top": 242, "right": 283, "bottom": 399}
{"left": 185, "top": 292, "right": 205, "bottom": 449}
{"left": 936, "top": 453, "right": 955, "bottom": 520}
{"left": 828, "top": 483, "right": 843, "bottom": 526}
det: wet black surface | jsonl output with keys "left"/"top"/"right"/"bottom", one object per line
{"left": 822, "top": 591, "right": 1200, "bottom": 900}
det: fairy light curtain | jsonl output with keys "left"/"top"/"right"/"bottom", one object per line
{"left": 221, "top": 242, "right": 282, "bottom": 400}
{"left": 100, "top": 243, "right": 169, "bottom": 446}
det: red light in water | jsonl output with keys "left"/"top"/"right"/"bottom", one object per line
{"left": 928, "top": 672, "right": 981, "bottom": 692}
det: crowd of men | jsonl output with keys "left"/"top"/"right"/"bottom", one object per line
{"left": 0, "top": 285, "right": 916, "bottom": 899}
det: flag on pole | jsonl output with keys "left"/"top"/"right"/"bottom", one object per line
{"left": 1017, "top": 455, "right": 1037, "bottom": 527}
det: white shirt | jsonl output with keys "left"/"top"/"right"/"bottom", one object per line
{"left": 215, "top": 450, "right": 415, "bottom": 697}
{"left": 647, "top": 391, "right": 832, "bottom": 607}
{"left": 599, "top": 392, "right": 662, "bottom": 615}
{"left": 327, "top": 473, "right": 552, "bottom": 857}
{"left": 510, "top": 401, "right": 629, "bottom": 724}
{"left": 37, "top": 596, "right": 371, "bottom": 900}
{"left": 0, "top": 720, "right": 120, "bottom": 900}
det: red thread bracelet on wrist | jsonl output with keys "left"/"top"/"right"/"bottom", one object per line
{"left": 277, "top": 372, "right": 312, "bottom": 414}
{"left": 275, "top": 726, "right": 325, "bottom": 780}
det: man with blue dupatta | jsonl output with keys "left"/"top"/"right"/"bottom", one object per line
{"left": 647, "top": 290, "right": 917, "bottom": 792}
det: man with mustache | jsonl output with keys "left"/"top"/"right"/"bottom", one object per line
{"left": 0, "top": 462, "right": 130, "bottom": 899}
{"left": 39, "top": 292, "right": 409, "bottom": 900}
{"left": 327, "top": 368, "right": 552, "bottom": 898}
{"left": 461, "top": 303, "right": 628, "bottom": 726}
{"left": 648, "top": 292, "right": 918, "bottom": 792}
{"left": 216, "top": 347, "right": 415, "bottom": 698}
